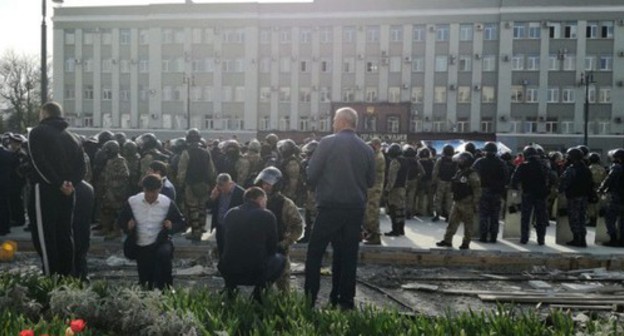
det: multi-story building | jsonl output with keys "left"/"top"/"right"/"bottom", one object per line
{"left": 53, "top": 0, "right": 624, "bottom": 151}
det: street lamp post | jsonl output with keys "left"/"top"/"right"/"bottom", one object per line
{"left": 580, "top": 71, "right": 595, "bottom": 147}
{"left": 41, "top": 0, "right": 63, "bottom": 105}
{"left": 183, "top": 75, "right": 194, "bottom": 129}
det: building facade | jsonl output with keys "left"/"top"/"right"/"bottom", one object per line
{"left": 53, "top": 0, "right": 624, "bottom": 151}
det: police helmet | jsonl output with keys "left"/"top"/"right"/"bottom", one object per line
{"left": 576, "top": 145, "right": 590, "bottom": 158}
{"left": 114, "top": 132, "right": 127, "bottom": 146}
{"left": 566, "top": 147, "right": 584, "bottom": 162}
{"left": 532, "top": 144, "right": 545, "bottom": 157}
{"left": 608, "top": 148, "right": 624, "bottom": 162}
{"left": 386, "top": 143, "right": 403, "bottom": 158}
{"left": 500, "top": 152, "right": 512, "bottom": 161}
{"left": 302, "top": 140, "right": 319, "bottom": 158}
{"left": 102, "top": 140, "right": 120, "bottom": 158}
{"left": 248, "top": 139, "right": 262, "bottom": 153}
{"left": 464, "top": 142, "right": 476, "bottom": 154}
{"left": 548, "top": 151, "right": 563, "bottom": 162}
{"left": 452, "top": 151, "right": 474, "bottom": 167}
{"left": 442, "top": 144, "right": 455, "bottom": 156}
{"left": 96, "top": 130, "right": 115, "bottom": 145}
{"left": 418, "top": 147, "right": 431, "bottom": 159}
{"left": 9, "top": 133, "right": 27, "bottom": 143}
{"left": 170, "top": 137, "right": 187, "bottom": 154}
{"left": 483, "top": 142, "right": 498, "bottom": 154}
{"left": 136, "top": 133, "right": 158, "bottom": 151}
{"left": 403, "top": 145, "right": 417, "bottom": 158}
{"left": 588, "top": 152, "right": 601, "bottom": 164}
{"left": 224, "top": 139, "right": 241, "bottom": 156}
{"left": 277, "top": 139, "right": 299, "bottom": 158}
{"left": 122, "top": 140, "right": 138, "bottom": 157}
{"left": 254, "top": 166, "right": 283, "bottom": 188}
{"left": 265, "top": 133, "right": 279, "bottom": 147}
{"left": 523, "top": 146, "right": 538, "bottom": 159}
{"left": 186, "top": 128, "right": 201, "bottom": 144}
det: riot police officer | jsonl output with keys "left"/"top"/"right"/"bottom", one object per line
{"left": 559, "top": 147, "right": 593, "bottom": 247}
{"left": 599, "top": 148, "right": 624, "bottom": 247}
{"left": 432, "top": 144, "right": 457, "bottom": 222}
{"left": 298, "top": 140, "right": 319, "bottom": 244}
{"left": 384, "top": 143, "right": 408, "bottom": 237}
{"left": 99, "top": 140, "right": 130, "bottom": 240}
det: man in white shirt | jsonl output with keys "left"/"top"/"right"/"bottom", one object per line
{"left": 117, "top": 174, "right": 186, "bottom": 290}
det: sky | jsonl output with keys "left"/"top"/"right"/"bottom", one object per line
{"left": 0, "top": 0, "right": 311, "bottom": 58}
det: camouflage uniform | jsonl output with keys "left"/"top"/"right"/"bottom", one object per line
{"left": 83, "top": 152, "right": 93, "bottom": 184}
{"left": 139, "top": 149, "right": 160, "bottom": 181}
{"left": 416, "top": 158, "right": 434, "bottom": 216}
{"left": 405, "top": 158, "right": 425, "bottom": 218}
{"left": 433, "top": 156, "right": 457, "bottom": 219}
{"left": 100, "top": 155, "right": 129, "bottom": 238}
{"left": 385, "top": 156, "right": 408, "bottom": 235}
{"left": 442, "top": 168, "right": 481, "bottom": 246}
{"left": 588, "top": 163, "right": 606, "bottom": 223}
{"left": 235, "top": 155, "right": 251, "bottom": 186}
{"left": 281, "top": 156, "right": 301, "bottom": 204}
{"left": 267, "top": 193, "right": 303, "bottom": 292}
{"left": 364, "top": 149, "right": 386, "bottom": 239}
{"left": 244, "top": 151, "right": 263, "bottom": 187}
{"left": 177, "top": 145, "right": 216, "bottom": 238}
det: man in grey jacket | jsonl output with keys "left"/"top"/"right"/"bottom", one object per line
{"left": 304, "top": 107, "right": 375, "bottom": 310}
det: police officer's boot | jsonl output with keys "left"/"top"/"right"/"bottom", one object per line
{"left": 397, "top": 221, "right": 405, "bottom": 236}
{"left": 384, "top": 220, "right": 400, "bottom": 237}
{"left": 364, "top": 233, "right": 381, "bottom": 245}
{"left": 603, "top": 234, "right": 619, "bottom": 247}
{"left": 432, "top": 214, "right": 440, "bottom": 222}
{"left": 566, "top": 234, "right": 587, "bottom": 247}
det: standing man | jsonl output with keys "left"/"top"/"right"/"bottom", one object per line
{"left": 559, "top": 147, "right": 593, "bottom": 247}
{"left": 432, "top": 145, "right": 457, "bottom": 222}
{"left": 472, "top": 142, "right": 508, "bottom": 243}
{"left": 384, "top": 143, "right": 409, "bottom": 237}
{"left": 363, "top": 138, "right": 385, "bottom": 245}
{"left": 99, "top": 140, "right": 130, "bottom": 240}
{"left": 599, "top": 148, "right": 624, "bottom": 247}
{"left": 587, "top": 152, "right": 606, "bottom": 227}
{"left": 209, "top": 173, "right": 245, "bottom": 254}
{"left": 304, "top": 107, "right": 375, "bottom": 310}
{"left": 28, "top": 101, "right": 86, "bottom": 276}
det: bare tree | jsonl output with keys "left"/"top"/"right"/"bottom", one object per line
{"left": 0, "top": 50, "right": 41, "bottom": 133}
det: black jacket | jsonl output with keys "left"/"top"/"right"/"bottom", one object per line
{"left": 208, "top": 184, "right": 245, "bottom": 232}
{"left": 511, "top": 159, "right": 550, "bottom": 198}
{"left": 473, "top": 154, "right": 509, "bottom": 195}
{"left": 28, "top": 117, "right": 85, "bottom": 188}
{"left": 218, "top": 201, "right": 278, "bottom": 277}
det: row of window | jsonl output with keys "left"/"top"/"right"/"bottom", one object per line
{"left": 513, "top": 21, "right": 615, "bottom": 40}
{"left": 510, "top": 54, "right": 613, "bottom": 72}
{"left": 511, "top": 86, "right": 612, "bottom": 104}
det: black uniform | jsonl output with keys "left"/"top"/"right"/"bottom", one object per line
{"left": 473, "top": 154, "right": 509, "bottom": 241}
{"left": 511, "top": 158, "right": 550, "bottom": 244}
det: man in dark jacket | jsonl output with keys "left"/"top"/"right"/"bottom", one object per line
{"left": 28, "top": 101, "right": 86, "bottom": 276}
{"left": 559, "top": 147, "right": 593, "bottom": 247}
{"left": 304, "top": 107, "right": 375, "bottom": 310}
{"left": 208, "top": 173, "right": 244, "bottom": 254}
{"left": 218, "top": 186, "right": 286, "bottom": 299}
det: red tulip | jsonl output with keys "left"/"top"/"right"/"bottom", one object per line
{"left": 70, "top": 319, "right": 86, "bottom": 332}
{"left": 19, "top": 330, "right": 35, "bottom": 336}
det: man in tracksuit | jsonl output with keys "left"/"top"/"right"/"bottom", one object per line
{"left": 28, "top": 101, "right": 86, "bottom": 276}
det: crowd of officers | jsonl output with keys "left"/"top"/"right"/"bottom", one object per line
{"left": 1, "top": 128, "right": 624, "bottom": 288}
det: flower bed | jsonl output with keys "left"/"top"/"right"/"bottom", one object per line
{"left": 0, "top": 272, "right": 621, "bottom": 335}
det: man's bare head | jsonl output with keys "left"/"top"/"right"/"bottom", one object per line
{"left": 333, "top": 107, "right": 358, "bottom": 133}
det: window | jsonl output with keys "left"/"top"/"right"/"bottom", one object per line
{"left": 279, "top": 116, "right": 290, "bottom": 131}
{"left": 139, "top": 59, "right": 149, "bottom": 73}
{"left": 83, "top": 117, "right": 94, "bottom": 128}
{"left": 300, "top": 29, "right": 311, "bottom": 44}
{"left": 365, "top": 87, "right": 378, "bottom": 102}
{"left": 563, "top": 54, "right": 576, "bottom": 71}
{"left": 598, "top": 121, "right": 610, "bottom": 134}
{"left": 258, "top": 116, "right": 269, "bottom": 131}
{"left": 483, "top": 23, "right": 497, "bottom": 40}
{"left": 65, "top": 31, "right": 75, "bottom": 45}
{"left": 342, "top": 88, "right": 355, "bottom": 102}
{"left": 259, "top": 87, "right": 271, "bottom": 103}
{"left": 545, "top": 120, "right": 558, "bottom": 133}
{"left": 259, "top": 57, "right": 271, "bottom": 73}
{"left": 162, "top": 59, "right": 170, "bottom": 73}
{"left": 260, "top": 29, "right": 270, "bottom": 44}
{"left": 366, "top": 26, "right": 380, "bottom": 43}
{"left": 481, "top": 120, "right": 493, "bottom": 133}
{"left": 190, "top": 87, "right": 201, "bottom": 102}
{"left": 139, "top": 29, "right": 149, "bottom": 45}
{"left": 280, "top": 29, "right": 291, "bottom": 44}
{"left": 65, "top": 58, "right": 75, "bottom": 72}
{"left": 102, "top": 31, "right": 112, "bottom": 45}
{"left": 549, "top": 23, "right": 561, "bottom": 38}
{"left": 102, "top": 87, "right": 112, "bottom": 101}
{"left": 120, "top": 29, "right": 131, "bottom": 45}
{"left": 320, "top": 87, "right": 331, "bottom": 102}
{"left": 192, "top": 59, "right": 204, "bottom": 72}
{"left": 300, "top": 60, "right": 309, "bottom": 73}
{"left": 482, "top": 55, "right": 496, "bottom": 72}
{"left": 366, "top": 60, "right": 378, "bottom": 73}
{"left": 511, "top": 86, "right": 524, "bottom": 103}
{"left": 120, "top": 60, "right": 130, "bottom": 73}
{"left": 223, "top": 29, "right": 244, "bottom": 44}
{"left": 561, "top": 120, "right": 574, "bottom": 134}
{"left": 343, "top": 27, "right": 356, "bottom": 43}
{"left": 84, "top": 58, "right": 94, "bottom": 72}
{"left": 299, "top": 118, "right": 309, "bottom": 131}
{"left": 162, "top": 29, "right": 173, "bottom": 43}
{"left": 320, "top": 59, "right": 332, "bottom": 73}
{"left": 512, "top": 55, "right": 524, "bottom": 70}
{"left": 343, "top": 57, "right": 355, "bottom": 73}
{"left": 411, "top": 86, "right": 423, "bottom": 103}
{"left": 64, "top": 85, "right": 75, "bottom": 100}
{"left": 524, "top": 119, "right": 538, "bottom": 133}
{"left": 528, "top": 22, "right": 541, "bottom": 39}
{"left": 174, "top": 86, "right": 184, "bottom": 101}
{"left": 413, "top": 25, "right": 425, "bottom": 42}
{"left": 435, "top": 55, "right": 448, "bottom": 72}
{"left": 84, "top": 32, "right": 93, "bottom": 45}
{"left": 525, "top": 87, "right": 538, "bottom": 103}
{"left": 513, "top": 23, "right": 526, "bottom": 39}
{"left": 174, "top": 29, "right": 185, "bottom": 44}
{"left": 319, "top": 117, "right": 331, "bottom": 131}
{"left": 482, "top": 86, "right": 495, "bottom": 103}
{"left": 548, "top": 55, "right": 560, "bottom": 71}
{"left": 599, "top": 88, "right": 612, "bottom": 103}
{"left": 299, "top": 88, "right": 311, "bottom": 103}
{"left": 390, "top": 26, "right": 403, "bottom": 42}
{"left": 387, "top": 116, "right": 400, "bottom": 133}
{"left": 234, "top": 86, "right": 245, "bottom": 102}
{"left": 459, "top": 24, "right": 473, "bottom": 41}
{"left": 526, "top": 55, "right": 540, "bottom": 71}
{"left": 222, "top": 86, "right": 233, "bottom": 102}
{"left": 277, "top": 87, "right": 290, "bottom": 102}
{"left": 562, "top": 87, "right": 575, "bottom": 103}
{"left": 586, "top": 21, "right": 598, "bottom": 39}
{"left": 84, "top": 85, "right": 94, "bottom": 100}
{"left": 601, "top": 21, "right": 614, "bottom": 38}
{"left": 389, "top": 57, "right": 401, "bottom": 72}
{"left": 432, "top": 120, "right": 445, "bottom": 132}
{"left": 456, "top": 120, "right": 469, "bottom": 133}
{"left": 204, "top": 58, "right": 215, "bottom": 72}
{"left": 280, "top": 57, "right": 291, "bottom": 73}
{"left": 139, "top": 86, "right": 148, "bottom": 102}
{"left": 388, "top": 87, "right": 401, "bottom": 103}
{"left": 458, "top": 55, "right": 471, "bottom": 72}
{"left": 585, "top": 56, "right": 596, "bottom": 71}
{"left": 434, "top": 86, "right": 447, "bottom": 103}
{"left": 564, "top": 22, "right": 577, "bottom": 38}
{"left": 457, "top": 86, "right": 471, "bottom": 103}
{"left": 364, "top": 116, "right": 377, "bottom": 132}
{"left": 588, "top": 85, "right": 596, "bottom": 103}
{"left": 599, "top": 56, "right": 613, "bottom": 71}
{"left": 411, "top": 57, "right": 424, "bottom": 72}
{"left": 102, "top": 59, "right": 112, "bottom": 73}
{"left": 192, "top": 28, "right": 203, "bottom": 44}
{"left": 319, "top": 27, "right": 332, "bottom": 44}
{"left": 410, "top": 119, "right": 422, "bottom": 132}
{"left": 547, "top": 87, "right": 560, "bottom": 103}
{"left": 436, "top": 25, "right": 449, "bottom": 41}
{"left": 203, "top": 86, "right": 213, "bottom": 102}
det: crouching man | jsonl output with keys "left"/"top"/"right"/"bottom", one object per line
{"left": 117, "top": 174, "right": 186, "bottom": 290}
{"left": 218, "top": 186, "right": 286, "bottom": 300}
